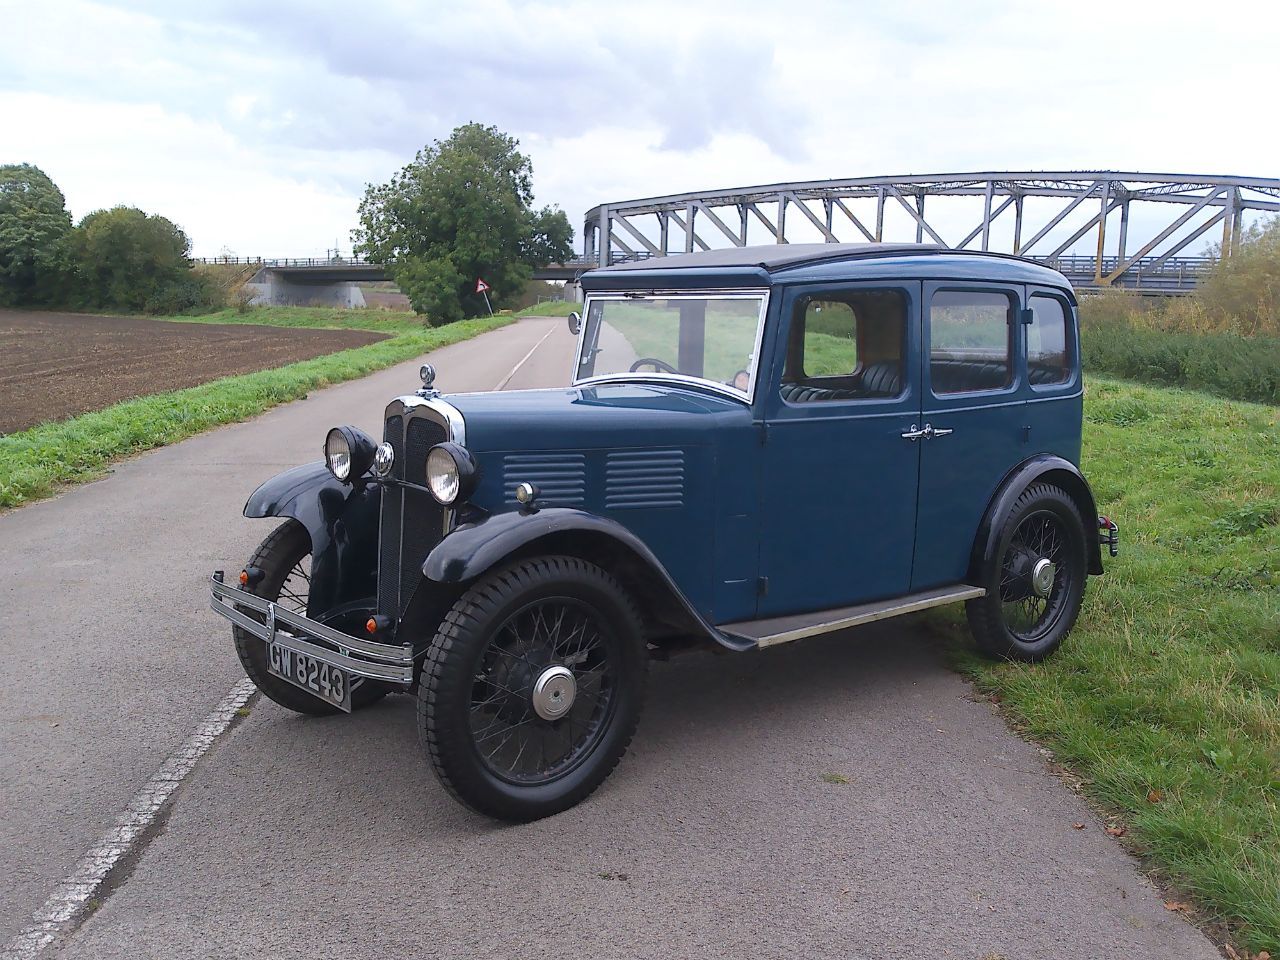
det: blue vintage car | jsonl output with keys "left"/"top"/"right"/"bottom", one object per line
{"left": 211, "top": 243, "right": 1117, "bottom": 821}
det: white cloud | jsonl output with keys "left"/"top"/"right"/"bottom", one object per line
{"left": 3, "top": 0, "right": 1277, "bottom": 256}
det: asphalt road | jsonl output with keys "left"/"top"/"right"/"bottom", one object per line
{"left": 1, "top": 317, "right": 1218, "bottom": 959}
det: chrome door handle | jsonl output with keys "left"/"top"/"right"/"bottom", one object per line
{"left": 902, "top": 423, "right": 953, "bottom": 441}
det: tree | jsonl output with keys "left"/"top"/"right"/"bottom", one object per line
{"left": 353, "top": 123, "right": 573, "bottom": 323}
{"left": 69, "top": 206, "right": 198, "bottom": 312}
{"left": 0, "top": 163, "right": 73, "bottom": 306}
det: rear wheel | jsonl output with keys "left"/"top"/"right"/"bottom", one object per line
{"left": 232, "top": 520, "right": 387, "bottom": 715}
{"left": 419, "top": 556, "right": 647, "bottom": 822}
{"left": 967, "top": 483, "right": 1088, "bottom": 662}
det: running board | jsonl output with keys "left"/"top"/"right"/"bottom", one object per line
{"left": 718, "top": 584, "right": 986, "bottom": 649}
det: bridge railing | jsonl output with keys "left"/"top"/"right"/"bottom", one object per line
{"left": 190, "top": 256, "right": 380, "bottom": 268}
{"left": 191, "top": 250, "right": 1216, "bottom": 290}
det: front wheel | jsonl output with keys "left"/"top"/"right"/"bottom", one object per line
{"left": 232, "top": 519, "right": 387, "bottom": 715}
{"left": 419, "top": 556, "right": 647, "bottom": 821}
{"left": 966, "top": 483, "right": 1088, "bottom": 662}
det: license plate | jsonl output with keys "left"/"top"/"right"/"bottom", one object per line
{"left": 266, "top": 640, "right": 353, "bottom": 712}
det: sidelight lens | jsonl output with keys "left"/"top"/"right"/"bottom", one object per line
{"left": 325, "top": 428, "right": 352, "bottom": 481}
{"left": 426, "top": 446, "right": 461, "bottom": 504}
{"left": 372, "top": 441, "right": 395, "bottom": 478}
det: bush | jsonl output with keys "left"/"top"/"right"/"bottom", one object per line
{"left": 143, "top": 272, "right": 223, "bottom": 315}
{"left": 1081, "top": 322, "right": 1280, "bottom": 404}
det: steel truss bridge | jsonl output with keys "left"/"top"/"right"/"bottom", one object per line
{"left": 582, "top": 172, "right": 1280, "bottom": 293}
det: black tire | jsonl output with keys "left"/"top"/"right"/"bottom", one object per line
{"left": 966, "top": 483, "right": 1088, "bottom": 662}
{"left": 232, "top": 519, "right": 387, "bottom": 715}
{"left": 419, "top": 556, "right": 647, "bottom": 822}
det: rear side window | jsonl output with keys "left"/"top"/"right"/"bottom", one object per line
{"left": 929, "top": 290, "right": 1014, "bottom": 394}
{"left": 782, "top": 289, "right": 906, "bottom": 403}
{"left": 1027, "top": 294, "right": 1071, "bottom": 386}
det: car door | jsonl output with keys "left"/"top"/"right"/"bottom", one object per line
{"left": 911, "top": 281, "right": 1026, "bottom": 591}
{"left": 757, "top": 281, "right": 922, "bottom": 617}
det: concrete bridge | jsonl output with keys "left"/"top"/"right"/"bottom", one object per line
{"left": 195, "top": 257, "right": 598, "bottom": 307}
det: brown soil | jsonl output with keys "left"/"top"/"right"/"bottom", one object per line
{"left": 0, "top": 310, "right": 389, "bottom": 434}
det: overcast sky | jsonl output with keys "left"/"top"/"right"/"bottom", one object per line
{"left": 4, "top": 0, "right": 1277, "bottom": 258}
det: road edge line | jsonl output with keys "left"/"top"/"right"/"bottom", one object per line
{"left": 494, "top": 324, "right": 558, "bottom": 391}
{"left": 2, "top": 678, "right": 259, "bottom": 960}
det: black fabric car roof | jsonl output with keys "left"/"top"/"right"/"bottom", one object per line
{"left": 593, "top": 243, "right": 947, "bottom": 273}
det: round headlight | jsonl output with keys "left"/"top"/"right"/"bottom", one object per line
{"left": 324, "top": 426, "right": 377, "bottom": 484}
{"left": 325, "top": 428, "right": 352, "bottom": 481}
{"left": 426, "top": 446, "right": 460, "bottom": 504}
{"left": 424, "top": 442, "right": 478, "bottom": 505}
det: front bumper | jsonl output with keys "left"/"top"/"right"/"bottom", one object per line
{"left": 210, "top": 572, "right": 414, "bottom": 685}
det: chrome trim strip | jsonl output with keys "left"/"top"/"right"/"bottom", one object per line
{"left": 390, "top": 395, "right": 466, "bottom": 446}
{"left": 574, "top": 289, "right": 771, "bottom": 405}
{"left": 210, "top": 577, "right": 414, "bottom": 684}
{"left": 722, "top": 584, "right": 986, "bottom": 648}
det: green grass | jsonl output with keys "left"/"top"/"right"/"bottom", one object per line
{"left": 0, "top": 313, "right": 511, "bottom": 508}
{"left": 164, "top": 304, "right": 427, "bottom": 333}
{"left": 601, "top": 302, "right": 760, "bottom": 382}
{"left": 514, "top": 300, "right": 581, "bottom": 318}
{"left": 933, "top": 377, "right": 1279, "bottom": 953}
{"left": 800, "top": 331, "right": 860, "bottom": 377}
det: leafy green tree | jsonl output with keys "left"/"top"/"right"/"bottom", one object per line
{"left": 353, "top": 123, "right": 573, "bottom": 323}
{"left": 70, "top": 206, "right": 200, "bottom": 312}
{"left": 0, "top": 163, "right": 73, "bottom": 306}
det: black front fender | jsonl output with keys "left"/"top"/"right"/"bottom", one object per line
{"left": 423, "top": 508, "right": 752, "bottom": 652}
{"left": 244, "top": 462, "right": 380, "bottom": 617}
{"left": 971, "top": 455, "right": 1105, "bottom": 580}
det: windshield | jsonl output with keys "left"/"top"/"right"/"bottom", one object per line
{"left": 575, "top": 293, "right": 767, "bottom": 399}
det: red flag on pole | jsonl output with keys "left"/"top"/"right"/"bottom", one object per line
{"left": 475, "top": 278, "right": 491, "bottom": 294}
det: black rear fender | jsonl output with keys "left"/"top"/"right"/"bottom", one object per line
{"left": 243, "top": 461, "right": 380, "bottom": 617}
{"left": 970, "top": 455, "right": 1104, "bottom": 580}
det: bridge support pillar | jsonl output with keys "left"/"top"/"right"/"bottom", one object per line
{"left": 246, "top": 270, "right": 367, "bottom": 308}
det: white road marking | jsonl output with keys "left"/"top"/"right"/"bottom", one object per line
{"left": 494, "top": 324, "right": 558, "bottom": 391}
{"left": 2, "top": 678, "right": 258, "bottom": 960}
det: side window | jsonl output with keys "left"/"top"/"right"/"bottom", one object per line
{"left": 929, "top": 289, "right": 1014, "bottom": 394}
{"left": 782, "top": 289, "right": 906, "bottom": 402}
{"left": 1027, "top": 294, "right": 1071, "bottom": 386}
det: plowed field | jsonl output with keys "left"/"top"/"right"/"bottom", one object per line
{"left": 0, "top": 310, "right": 388, "bottom": 433}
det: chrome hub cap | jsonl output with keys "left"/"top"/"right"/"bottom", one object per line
{"left": 1031, "top": 558, "right": 1056, "bottom": 598}
{"left": 531, "top": 665, "right": 576, "bottom": 721}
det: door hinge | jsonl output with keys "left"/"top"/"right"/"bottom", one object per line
{"left": 1020, "top": 308, "right": 1035, "bottom": 325}
{"left": 757, "top": 421, "right": 769, "bottom": 446}
{"left": 756, "top": 576, "right": 769, "bottom": 596}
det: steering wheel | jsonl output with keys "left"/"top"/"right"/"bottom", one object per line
{"left": 630, "top": 357, "right": 680, "bottom": 374}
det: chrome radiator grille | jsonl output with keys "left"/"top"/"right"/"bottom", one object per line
{"left": 377, "top": 407, "right": 447, "bottom": 618}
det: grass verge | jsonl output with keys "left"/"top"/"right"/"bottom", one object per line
{"left": 0, "top": 315, "right": 511, "bottom": 509}
{"left": 933, "top": 377, "right": 1279, "bottom": 954}
{"left": 514, "top": 300, "right": 581, "bottom": 318}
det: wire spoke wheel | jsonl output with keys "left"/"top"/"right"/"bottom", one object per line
{"left": 231, "top": 519, "right": 386, "bottom": 716}
{"left": 999, "top": 511, "right": 1068, "bottom": 641}
{"left": 967, "top": 483, "right": 1088, "bottom": 663}
{"left": 420, "top": 556, "right": 646, "bottom": 822}
{"left": 276, "top": 556, "right": 311, "bottom": 615}
{"left": 468, "top": 597, "right": 618, "bottom": 785}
